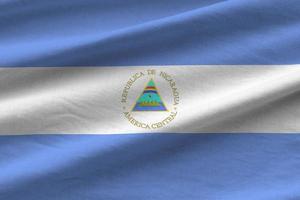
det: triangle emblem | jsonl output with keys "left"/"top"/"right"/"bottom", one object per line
{"left": 132, "top": 79, "right": 167, "bottom": 111}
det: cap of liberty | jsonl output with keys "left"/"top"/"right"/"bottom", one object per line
{"left": 132, "top": 79, "right": 167, "bottom": 111}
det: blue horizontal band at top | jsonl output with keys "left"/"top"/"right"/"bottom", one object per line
{"left": 0, "top": 0, "right": 300, "bottom": 67}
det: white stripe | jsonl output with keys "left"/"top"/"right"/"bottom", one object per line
{"left": 0, "top": 65, "right": 300, "bottom": 134}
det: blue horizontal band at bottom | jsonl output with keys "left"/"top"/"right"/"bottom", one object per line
{"left": 0, "top": 133, "right": 299, "bottom": 200}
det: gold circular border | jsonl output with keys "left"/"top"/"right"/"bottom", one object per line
{"left": 121, "top": 69, "right": 179, "bottom": 129}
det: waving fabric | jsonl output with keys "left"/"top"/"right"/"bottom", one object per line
{"left": 0, "top": 0, "right": 300, "bottom": 199}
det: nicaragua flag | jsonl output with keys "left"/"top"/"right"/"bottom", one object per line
{"left": 1, "top": 0, "right": 300, "bottom": 199}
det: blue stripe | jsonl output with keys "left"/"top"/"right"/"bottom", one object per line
{"left": 0, "top": 0, "right": 300, "bottom": 66}
{"left": 133, "top": 103, "right": 166, "bottom": 111}
{"left": 143, "top": 90, "right": 158, "bottom": 94}
{"left": 0, "top": 133, "right": 299, "bottom": 199}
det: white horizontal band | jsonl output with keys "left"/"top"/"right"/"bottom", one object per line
{"left": 1, "top": 65, "right": 300, "bottom": 134}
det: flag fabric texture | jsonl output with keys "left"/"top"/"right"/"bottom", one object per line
{"left": 1, "top": 0, "right": 300, "bottom": 199}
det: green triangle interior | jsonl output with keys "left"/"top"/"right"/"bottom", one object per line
{"left": 132, "top": 79, "right": 167, "bottom": 111}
